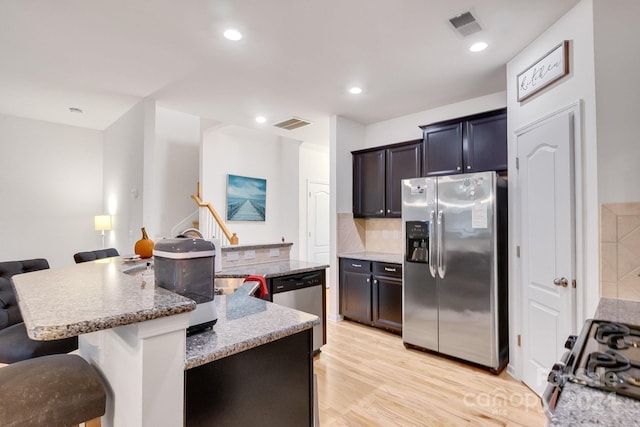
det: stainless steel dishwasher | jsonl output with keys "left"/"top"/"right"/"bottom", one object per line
{"left": 271, "top": 270, "right": 324, "bottom": 354}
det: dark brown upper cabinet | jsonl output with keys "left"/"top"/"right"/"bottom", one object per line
{"left": 352, "top": 140, "right": 421, "bottom": 218}
{"left": 420, "top": 108, "right": 507, "bottom": 176}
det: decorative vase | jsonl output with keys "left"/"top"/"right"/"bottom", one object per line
{"left": 134, "top": 227, "right": 154, "bottom": 259}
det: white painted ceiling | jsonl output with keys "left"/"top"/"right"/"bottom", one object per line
{"left": 0, "top": 0, "right": 579, "bottom": 144}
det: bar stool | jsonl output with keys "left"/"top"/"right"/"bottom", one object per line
{"left": 0, "top": 354, "right": 106, "bottom": 427}
{"left": 73, "top": 248, "right": 120, "bottom": 263}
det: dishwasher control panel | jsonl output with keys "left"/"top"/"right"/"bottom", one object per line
{"left": 271, "top": 271, "right": 324, "bottom": 294}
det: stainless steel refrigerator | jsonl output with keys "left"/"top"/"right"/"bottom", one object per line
{"left": 401, "top": 171, "right": 508, "bottom": 371}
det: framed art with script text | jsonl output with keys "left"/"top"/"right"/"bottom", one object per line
{"left": 517, "top": 40, "right": 569, "bottom": 102}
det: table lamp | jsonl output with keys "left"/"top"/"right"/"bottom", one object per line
{"left": 94, "top": 215, "right": 112, "bottom": 248}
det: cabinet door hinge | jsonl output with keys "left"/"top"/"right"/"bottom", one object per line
{"left": 516, "top": 246, "right": 520, "bottom": 258}
{"left": 572, "top": 279, "right": 577, "bottom": 289}
{"left": 516, "top": 157, "right": 520, "bottom": 170}
{"left": 517, "top": 334, "right": 522, "bottom": 347}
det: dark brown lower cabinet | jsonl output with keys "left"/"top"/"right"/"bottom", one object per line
{"left": 340, "top": 258, "right": 402, "bottom": 334}
{"left": 372, "top": 263, "right": 402, "bottom": 333}
{"left": 185, "top": 329, "right": 313, "bottom": 426}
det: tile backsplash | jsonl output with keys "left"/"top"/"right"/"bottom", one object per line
{"left": 600, "top": 202, "right": 640, "bottom": 302}
{"left": 337, "top": 213, "right": 402, "bottom": 255}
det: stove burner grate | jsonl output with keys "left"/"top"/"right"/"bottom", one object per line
{"left": 595, "top": 322, "right": 640, "bottom": 349}
{"left": 586, "top": 349, "right": 631, "bottom": 376}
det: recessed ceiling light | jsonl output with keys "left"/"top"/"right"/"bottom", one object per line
{"left": 69, "top": 107, "right": 83, "bottom": 114}
{"left": 469, "top": 41, "right": 488, "bottom": 52}
{"left": 349, "top": 87, "right": 363, "bottom": 95}
{"left": 255, "top": 116, "right": 267, "bottom": 124}
{"left": 223, "top": 29, "right": 243, "bottom": 41}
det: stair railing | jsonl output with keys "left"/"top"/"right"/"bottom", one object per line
{"left": 191, "top": 182, "right": 239, "bottom": 245}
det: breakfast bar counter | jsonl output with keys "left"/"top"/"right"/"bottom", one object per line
{"left": 13, "top": 259, "right": 196, "bottom": 340}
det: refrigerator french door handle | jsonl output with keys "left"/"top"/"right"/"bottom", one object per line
{"left": 437, "top": 210, "right": 445, "bottom": 279}
{"left": 428, "top": 211, "right": 436, "bottom": 278}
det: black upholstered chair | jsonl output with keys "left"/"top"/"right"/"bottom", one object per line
{"left": 0, "top": 353, "right": 106, "bottom": 426}
{"left": 0, "top": 259, "right": 78, "bottom": 364}
{"left": 74, "top": 248, "right": 119, "bottom": 263}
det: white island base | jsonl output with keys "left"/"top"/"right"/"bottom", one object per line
{"left": 79, "top": 312, "right": 190, "bottom": 427}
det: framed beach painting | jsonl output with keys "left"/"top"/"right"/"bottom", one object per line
{"left": 226, "top": 174, "right": 267, "bottom": 221}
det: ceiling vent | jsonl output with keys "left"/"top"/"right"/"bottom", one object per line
{"left": 448, "top": 11, "right": 482, "bottom": 37}
{"left": 272, "top": 117, "right": 312, "bottom": 130}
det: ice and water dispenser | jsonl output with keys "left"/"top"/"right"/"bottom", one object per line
{"left": 405, "top": 221, "right": 429, "bottom": 263}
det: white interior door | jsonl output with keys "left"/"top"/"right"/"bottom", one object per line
{"left": 517, "top": 108, "right": 576, "bottom": 396}
{"left": 307, "top": 182, "right": 330, "bottom": 281}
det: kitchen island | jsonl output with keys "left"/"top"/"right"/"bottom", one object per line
{"left": 12, "top": 257, "right": 318, "bottom": 427}
{"left": 549, "top": 298, "right": 640, "bottom": 426}
{"left": 186, "top": 280, "right": 318, "bottom": 426}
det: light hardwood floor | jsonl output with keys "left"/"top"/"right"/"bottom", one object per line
{"left": 314, "top": 320, "right": 547, "bottom": 427}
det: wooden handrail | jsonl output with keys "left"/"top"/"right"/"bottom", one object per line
{"left": 191, "top": 182, "right": 239, "bottom": 245}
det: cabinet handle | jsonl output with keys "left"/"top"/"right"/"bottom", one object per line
{"left": 456, "top": 166, "right": 461, "bottom": 171}
{"left": 467, "top": 165, "right": 471, "bottom": 170}
{"left": 379, "top": 209, "right": 384, "bottom": 213}
{"left": 387, "top": 209, "right": 391, "bottom": 213}
{"left": 373, "top": 279, "right": 378, "bottom": 285}
{"left": 351, "top": 263, "right": 362, "bottom": 268}
{"left": 384, "top": 267, "right": 397, "bottom": 272}
{"left": 366, "top": 278, "right": 370, "bottom": 283}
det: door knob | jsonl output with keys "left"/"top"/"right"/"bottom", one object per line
{"left": 553, "top": 277, "right": 569, "bottom": 288}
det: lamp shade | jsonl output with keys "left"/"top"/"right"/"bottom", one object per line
{"left": 94, "top": 215, "right": 112, "bottom": 231}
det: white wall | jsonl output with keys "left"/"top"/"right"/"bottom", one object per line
{"left": 103, "top": 100, "right": 147, "bottom": 254}
{"left": 334, "top": 117, "right": 366, "bottom": 214}
{"left": 364, "top": 92, "right": 507, "bottom": 149}
{"left": 593, "top": 0, "right": 640, "bottom": 203}
{"left": 298, "top": 143, "right": 329, "bottom": 261}
{"left": 153, "top": 107, "right": 200, "bottom": 238}
{"left": 506, "top": 0, "right": 598, "bottom": 377}
{"left": 0, "top": 114, "right": 103, "bottom": 267}
{"left": 103, "top": 101, "right": 201, "bottom": 254}
{"left": 329, "top": 116, "right": 365, "bottom": 320}
{"left": 201, "top": 125, "right": 301, "bottom": 258}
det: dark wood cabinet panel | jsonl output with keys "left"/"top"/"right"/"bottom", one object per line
{"left": 340, "top": 259, "right": 372, "bottom": 323}
{"left": 340, "top": 258, "right": 402, "bottom": 334}
{"left": 372, "top": 275, "right": 402, "bottom": 333}
{"left": 353, "top": 140, "right": 421, "bottom": 218}
{"left": 464, "top": 111, "right": 507, "bottom": 173}
{"left": 422, "top": 122, "right": 463, "bottom": 176}
{"left": 421, "top": 108, "right": 506, "bottom": 176}
{"left": 386, "top": 142, "right": 421, "bottom": 217}
{"left": 186, "top": 330, "right": 313, "bottom": 427}
{"left": 353, "top": 150, "right": 386, "bottom": 217}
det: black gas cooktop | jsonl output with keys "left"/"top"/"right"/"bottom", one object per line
{"left": 543, "top": 319, "right": 640, "bottom": 415}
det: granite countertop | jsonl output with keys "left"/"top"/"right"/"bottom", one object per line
{"left": 12, "top": 258, "right": 196, "bottom": 341}
{"left": 222, "top": 242, "right": 293, "bottom": 252}
{"left": 185, "top": 281, "right": 318, "bottom": 369}
{"left": 338, "top": 251, "right": 403, "bottom": 265}
{"left": 215, "top": 259, "right": 328, "bottom": 279}
{"left": 549, "top": 298, "right": 640, "bottom": 426}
